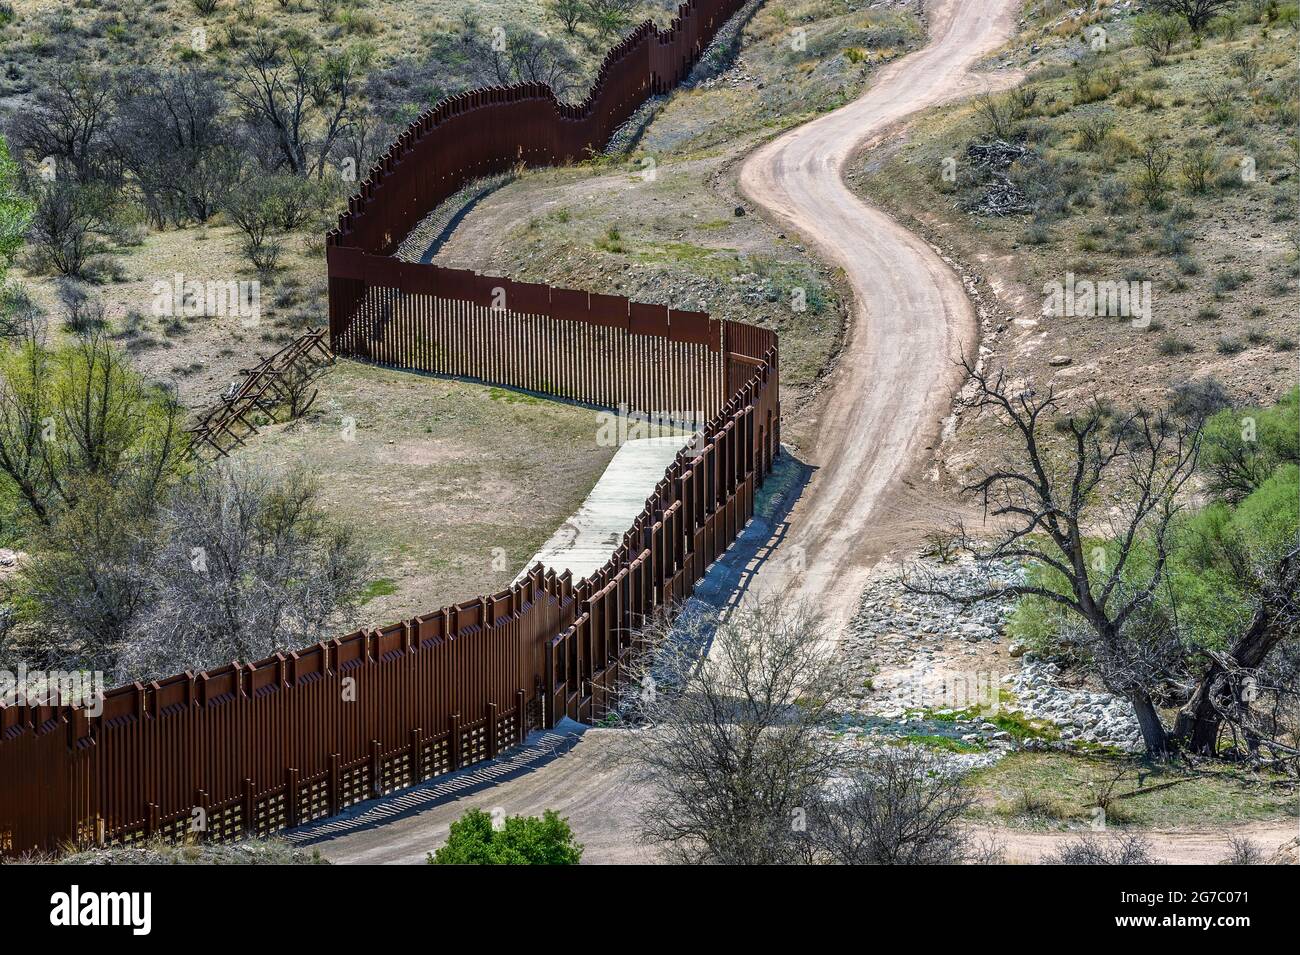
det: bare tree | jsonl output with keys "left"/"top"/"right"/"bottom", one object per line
{"left": 120, "top": 463, "right": 372, "bottom": 680}
{"left": 614, "top": 597, "right": 1004, "bottom": 864}
{"left": 973, "top": 93, "right": 1017, "bottom": 141}
{"left": 25, "top": 180, "right": 115, "bottom": 278}
{"left": 111, "top": 65, "right": 242, "bottom": 226}
{"left": 0, "top": 285, "right": 44, "bottom": 344}
{"left": 6, "top": 61, "right": 117, "bottom": 185}
{"left": 1135, "top": 138, "right": 1175, "bottom": 208}
{"left": 462, "top": 26, "right": 580, "bottom": 99}
{"left": 220, "top": 176, "right": 284, "bottom": 279}
{"left": 615, "top": 597, "right": 852, "bottom": 864}
{"left": 1133, "top": 13, "right": 1186, "bottom": 66}
{"left": 905, "top": 359, "right": 1202, "bottom": 757}
{"left": 12, "top": 479, "right": 159, "bottom": 672}
{"left": 584, "top": 0, "right": 637, "bottom": 41}
{"left": 55, "top": 279, "right": 107, "bottom": 335}
{"left": 1043, "top": 831, "right": 1162, "bottom": 864}
{"left": 1179, "top": 138, "right": 1220, "bottom": 194}
{"left": 278, "top": 357, "right": 324, "bottom": 420}
{"left": 232, "top": 39, "right": 364, "bottom": 179}
{"left": 1219, "top": 835, "right": 1265, "bottom": 864}
{"left": 806, "top": 748, "right": 1002, "bottom": 865}
{"left": 550, "top": 0, "right": 585, "bottom": 34}
{"left": 14, "top": 461, "right": 372, "bottom": 682}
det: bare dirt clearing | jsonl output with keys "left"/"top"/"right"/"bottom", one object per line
{"left": 231, "top": 362, "right": 615, "bottom": 623}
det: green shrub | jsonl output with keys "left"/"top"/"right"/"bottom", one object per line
{"left": 428, "top": 809, "right": 583, "bottom": 865}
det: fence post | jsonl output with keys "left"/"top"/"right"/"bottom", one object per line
{"left": 146, "top": 802, "right": 159, "bottom": 840}
{"left": 370, "top": 739, "right": 382, "bottom": 797}
{"left": 410, "top": 728, "right": 422, "bottom": 782}
{"left": 242, "top": 778, "right": 255, "bottom": 839}
{"left": 487, "top": 703, "right": 498, "bottom": 759}
{"left": 450, "top": 713, "right": 462, "bottom": 769}
{"left": 286, "top": 768, "right": 300, "bottom": 828}
{"left": 328, "top": 754, "right": 340, "bottom": 817}
{"left": 516, "top": 688, "right": 527, "bottom": 744}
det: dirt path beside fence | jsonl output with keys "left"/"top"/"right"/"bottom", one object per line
{"left": 732, "top": 0, "right": 1021, "bottom": 635}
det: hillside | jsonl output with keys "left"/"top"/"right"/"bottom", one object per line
{"left": 848, "top": 1, "right": 1298, "bottom": 480}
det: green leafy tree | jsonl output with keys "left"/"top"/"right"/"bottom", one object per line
{"left": 0, "top": 135, "right": 31, "bottom": 274}
{"left": 1171, "top": 464, "right": 1299, "bottom": 753}
{"left": 0, "top": 134, "right": 33, "bottom": 342}
{"left": 1002, "top": 393, "right": 1299, "bottom": 758}
{"left": 1200, "top": 388, "right": 1299, "bottom": 502}
{"left": 428, "top": 809, "right": 583, "bottom": 865}
{"left": 1132, "top": 13, "right": 1186, "bottom": 66}
{"left": 0, "top": 332, "right": 186, "bottom": 528}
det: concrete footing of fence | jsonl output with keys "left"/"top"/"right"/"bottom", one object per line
{"left": 518, "top": 435, "right": 693, "bottom": 582}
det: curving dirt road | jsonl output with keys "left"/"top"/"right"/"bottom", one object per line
{"left": 736, "top": 0, "right": 1021, "bottom": 635}
{"left": 308, "top": 0, "right": 1026, "bottom": 864}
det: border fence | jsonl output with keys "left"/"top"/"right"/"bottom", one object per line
{"left": 0, "top": 0, "right": 779, "bottom": 855}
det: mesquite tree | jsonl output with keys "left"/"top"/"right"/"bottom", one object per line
{"left": 1171, "top": 522, "right": 1299, "bottom": 758}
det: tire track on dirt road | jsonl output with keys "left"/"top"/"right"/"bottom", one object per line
{"left": 309, "top": 0, "right": 1021, "bottom": 863}
{"left": 735, "top": 0, "right": 1021, "bottom": 636}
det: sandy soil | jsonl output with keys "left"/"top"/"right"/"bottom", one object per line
{"left": 988, "top": 823, "right": 1300, "bottom": 866}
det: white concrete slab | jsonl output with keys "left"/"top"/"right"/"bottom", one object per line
{"left": 518, "top": 435, "right": 692, "bottom": 583}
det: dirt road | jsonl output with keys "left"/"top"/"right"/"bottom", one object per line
{"left": 735, "top": 0, "right": 1020, "bottom": 634}
{"left": 306, "top": 0, "right": 1027, "bottom": 864}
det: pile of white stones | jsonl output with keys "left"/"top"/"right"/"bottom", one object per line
{"left": 836, "top": 555, "right": 1144, "bottom": 761}
{"left": 1004, "top": 658, "right": 1143, "bottom": 752}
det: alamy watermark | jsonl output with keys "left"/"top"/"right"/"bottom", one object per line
{"left": 596, "top": 403, "right": 709, "bottom": 453}
{"left": 1042, "top": 271, "right": 1152, "bottom": 329}
{"left": 152, "top": 273, "right": 261, "bottom": 328}
{"left": 887, "top": 670, "right": 1002, "bottom": 715}
{"left": 0, "top": 665, "right": 105, "bottom": 717}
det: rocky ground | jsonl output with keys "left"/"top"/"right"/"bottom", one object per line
{"left": 7, "top": 838, "right": 328, "bottom": 866}
{"left": 831, "top": 555, "right": 1142, "bottom": 769}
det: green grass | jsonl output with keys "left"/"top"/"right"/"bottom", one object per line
{"left": 358, "top": 578, "right": 399, "bottom": 604}
{"left": 984, "top": 707, "right": 1061, "bottom": 744}
{"left": 899, "top": 734, "right": 986, "bottom": 754}
{"left": 965, "top": 751, "right": 1300, "bottom": 830}
{"left": 916, "top": 694, "right": 1060, "bottom": 744}
{"left": 488, "top": 387, "right": 543, "bottom": 405}
{"left": 629, "top": 241, "right": 739, "bottom": 275}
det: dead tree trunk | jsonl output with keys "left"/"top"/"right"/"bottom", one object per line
{"left": 1173, "top": 546, "right": 1298, "bottom": 754}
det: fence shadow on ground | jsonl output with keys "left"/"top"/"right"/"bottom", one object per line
{"left": 688, "top": 449, "right": 815, "bottom": 617}
{"left": 287, "top": 723, "right": 591, "bottom": 849}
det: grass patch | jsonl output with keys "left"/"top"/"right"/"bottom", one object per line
{"left": 965, "top": 751, "right": 1299, "bottom": 830}
{"left": 358, "top": 578, "right": 399, "bottom": 604}
{"left": 898, "top": 734, "right": 986, "bottom": 754}
{"left": 488, "top": 387, "right": 543, "bottom": 405}
{"left": 917, "top": 695, "right": 1060, "bottom": 744}
{"left": 985, "top": 707, "right": 1061, "bottom": 744}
